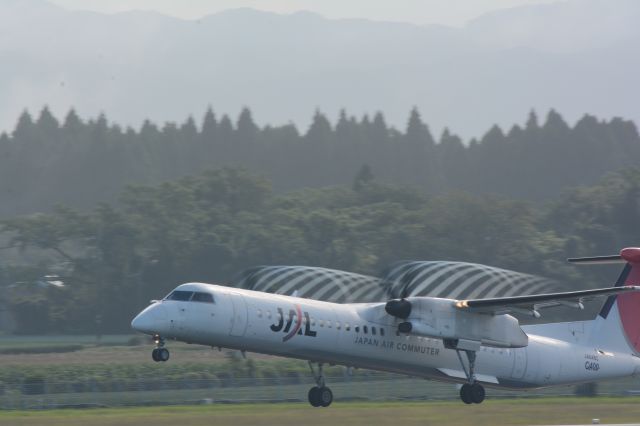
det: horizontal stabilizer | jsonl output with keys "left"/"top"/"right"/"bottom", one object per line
{"left": 567, "top": 255, "right": 624, "bottom": 265}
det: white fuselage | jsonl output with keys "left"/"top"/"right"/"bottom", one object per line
{"left": 132, "top": 283, "right": 640, "bottom": 389}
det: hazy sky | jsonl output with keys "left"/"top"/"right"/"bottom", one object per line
{"left": 48, "top": 0, "right": 559, "bottom": 27}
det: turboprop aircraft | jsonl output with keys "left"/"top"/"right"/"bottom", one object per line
{"left": 131, "top": 247, "right": 640, "bottom": 406}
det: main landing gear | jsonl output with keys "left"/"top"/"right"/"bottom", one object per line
{"left": 307, "top": 361, "right": 333, "bottom": 407}
{"left": 151, "top": 334, "right": 170, "bottom": 362}
{"left": 460, "top": 382, "right": 485, "bottom": 405}
{"left": 456, "top": 349, "right": 485, "bottom": 404}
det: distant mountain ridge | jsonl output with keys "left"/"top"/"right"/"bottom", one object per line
{"left": 0, "top": 0, "right": 638, "bottom": 139}
{"left": 465, "top": 0, "right": 640, "bottom": 52}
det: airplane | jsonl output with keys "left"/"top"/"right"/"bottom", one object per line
{"left": 131, "top": 247, "right": 640, "bottom": 406}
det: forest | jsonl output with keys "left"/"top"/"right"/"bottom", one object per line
{"left": 0, "top": 107, "right": 639, "bottom": 334}
{"left": 0, "top": 107, "right": 638, "bottom": 217}
{"left": 1, "top": 165, "right": 640, "bottom": 334}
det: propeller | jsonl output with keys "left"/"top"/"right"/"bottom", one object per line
{"left": 384, "top": 272, "right": 414, "bottom": 319}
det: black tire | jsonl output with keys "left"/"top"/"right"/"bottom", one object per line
{"left": 308, "top": 386, "right": 321, "bottom": 407}
{"left": 319, "top": 387, "right": 333, "bottom": 407}
{"left": 470, "top": 383, "right": 485, "bottom": 404}
{"left": 151, "top": 348, "right": 159, "bottom": 362}
{"left": 460, "top": 384, "right": 473, "bottom": 404}
{"left": 158, "top": 348, "right": 170, "bottom": 362}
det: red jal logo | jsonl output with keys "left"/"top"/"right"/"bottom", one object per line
{"left": 270, "top": 305, "right": 317, "bottom": 342}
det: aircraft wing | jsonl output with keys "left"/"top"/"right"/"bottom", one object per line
{"left": 454, "top": 286, "right": 640, "bottom": 317}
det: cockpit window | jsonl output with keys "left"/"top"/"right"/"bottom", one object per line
{"left": 192, "top": 292, "right": 214, "bottom": 303}
{"left": 166, "top": 290, "right": 193, "bottom": 301}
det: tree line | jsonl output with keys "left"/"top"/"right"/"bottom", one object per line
{"left": 1, "top": 166, "right": 639, "bottom": 334}
{"left": 1, "top": 107, "right": 638, "bottom": 217}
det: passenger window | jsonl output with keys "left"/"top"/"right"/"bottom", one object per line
{"left": 363, "top": 326, "right": 368, "bottom": 334}
{"left": 380, "top": 328, "right": 385, "bottom": 336}
{"left": 167, "top": 291, "right": 194, "bottom": 301}
{"left": 327, "top": 321, "right": 332, "bottom": 328}
{"left": 372, "top": 327, "right": 376, "bottom": 336}
{"left": 257, "top": 309, "right": 262, "bottom": 318}
{"left": 267, "top": 311, "right": 272, "bottom": 319}
{"left": 319, "top": 320, "right": 325, "bottom": 327}
{"left": 355, "top": 326, "right": 360, "bottom": 333}
{"left": 191, "top": 292, "right": 214, "bottom": 303}
{"left": 336, "top": 322, "right": 341, "bottom": 330}
{"left": 345, "top": 323, "right": 350, "bottom": 331}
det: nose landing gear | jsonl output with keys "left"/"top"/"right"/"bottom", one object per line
{"left": 151, "top": 334, "right": 170, "bottom": 362}
{"left": 307, "top": 361, "right": 333, "bottom": 407}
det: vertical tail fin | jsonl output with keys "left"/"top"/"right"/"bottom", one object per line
{"left": 569, "top": 248, "right": 640, "bottom": 353}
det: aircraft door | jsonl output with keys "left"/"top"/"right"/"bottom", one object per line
{"left": 511, "top": 348, "right": 527, "bottom": 379}
{"left": 228, "top": 292, "right": 249, "bottom": 337}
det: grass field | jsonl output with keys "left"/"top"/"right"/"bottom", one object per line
{"left": 0, "top": 335, "right": 137, "bottom": 349}
{"left": 1, "top": 336, "right": 639, "bottom": 423}
{"left": 1, "top": 398, "right": 640, "bottom": 426}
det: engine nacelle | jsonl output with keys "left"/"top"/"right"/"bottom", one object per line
{"left": 385, "top": 299, "right": 412, "bottom": 319}
{"left": 399, "top": 297, "right": 528, "bottom": 348}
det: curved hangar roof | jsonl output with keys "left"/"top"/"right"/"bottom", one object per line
{"left": 235, "top": 262, "right": 560, "bottom": 303}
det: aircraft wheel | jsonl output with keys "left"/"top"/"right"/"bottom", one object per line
{"left": 158, "top": 347, "right": 170, "bottom": 362}
{"left": 151, "top": 348, "right": 160, "bottom": 362}
{"left": 308, "top": 386, "right": 322, "bottom": 407}
{"left": 319, "top": 387, "right": 333, "bottom": 407}
{"left": 470, "top": 383, "right": 485, "bottom": 404}
{"left": 459, "top": 384, "right": 473, "bottom": 404}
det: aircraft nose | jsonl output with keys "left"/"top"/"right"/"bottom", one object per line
{"left": 131, "top": 303, "right": 167, "bottom": 334}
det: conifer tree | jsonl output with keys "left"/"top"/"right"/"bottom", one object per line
{"left": 402, "top": 107, "right": 439, "bottom": 190}
{"left": 405, "top": 107, "right": 435, "bottom": 147}
{"left": 306, "top": 110, "right": 332, "bottom": 144}
{"left": 201, "top": 107, "right": 218, "bottom": 142}
{"left": 180, "top": 116, "right": 198, "bottom": 142}
{"left": 438, "top": 128, "right": 468, "bottom": 190}
{"left": 62, "top": 109, "right": 83, "bottom": 133}
{"left": 12, "top": 110, "right": 34, "bottom": 140}
{"left": 236, "top": 107, "right": 259, "bottom": 145}
{"left": 37, "top": 106, "right": 59, "bottom": 135}
{"left": 335, "top": 109, "right": 350, "bottom": 144}
{"left": 370, "top": 112, "right": 389, "bottom": 145}
{"left": 218, "top": 115, "right": 234, "bottom": 142}
{"left": 526, "top": 110, "right": 539, "bottom": 131}
{"left": 543, "top": 109, "right": 570, "bottom": 134}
